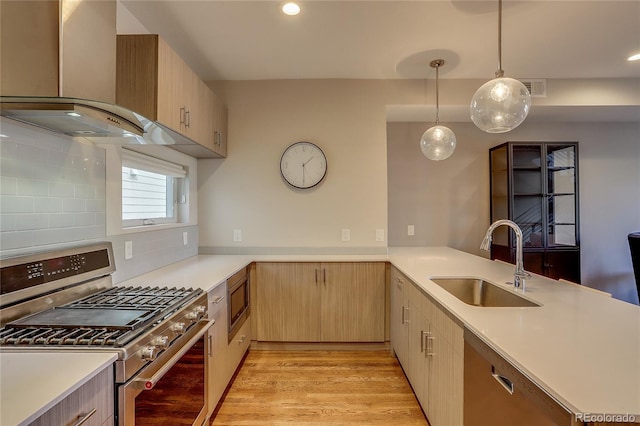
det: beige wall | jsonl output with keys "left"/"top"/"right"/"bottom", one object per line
{"left": 387, "top": 121, "right": 640, "bottom": 304}
{"left": 198, "top": 80, "right": 390, "bottom": 251}
{"left": 198, "top": 78, "right": 639, "bottom": 303}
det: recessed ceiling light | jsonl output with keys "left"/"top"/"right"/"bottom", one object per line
{"left": 282, "top": 2, "right": 300, "bottom": 16}
{"left": 628, "top": 53, "right": 640, "bottom": 62}
{"left": 66, "top": 112, "right": 82, "bottom": 117}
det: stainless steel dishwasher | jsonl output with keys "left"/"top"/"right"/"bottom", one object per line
{"left": 464, "top": 328, "right": 579, "bottom": 426}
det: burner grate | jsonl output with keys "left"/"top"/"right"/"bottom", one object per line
{"left": 0, "top": 326, "right": 134, "bottom": 346}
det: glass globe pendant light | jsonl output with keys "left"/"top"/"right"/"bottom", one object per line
{"left": 470, "top": 0, "right": 531, "bottom": 133}
{"left": 420, "top": 59, "right": 456, "bottom": 161}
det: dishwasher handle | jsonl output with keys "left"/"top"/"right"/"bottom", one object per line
{"left": 491, "top": 366, "right": 514, "bottom": 395}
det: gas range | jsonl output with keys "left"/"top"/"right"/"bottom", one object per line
{"left": 0, "top": 242, "right": 209, "bottom": 383}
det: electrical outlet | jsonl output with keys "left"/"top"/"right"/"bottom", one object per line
{"left": 341, "top": 228, "right": 351, "bottom": 242}
{"left": 375, "top": 229, "right": 385, "bottom": 242}
{"left": 233, "top": 229, "right": 242, "bottom": 242}
{"left": 408, "top": 225, "right": 415, "bottom": 236}
{"left": 125, "top": 241, "right": 133, "bottom": 260}
{"left": 182, "top": 231, "right": 188, "bottom": 246}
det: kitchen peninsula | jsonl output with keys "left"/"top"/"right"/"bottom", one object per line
{"left": 2, "top": 247, "right": 639, "bottom": 425}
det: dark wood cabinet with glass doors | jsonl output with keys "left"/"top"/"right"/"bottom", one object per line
{"left": 489, "top": 142, "right": 580, "bottom": 282}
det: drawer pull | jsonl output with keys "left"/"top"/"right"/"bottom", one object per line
{"left": 491, "top": 366, "right": 514, "bottom": 395}
{"left": 212, "top": 296, "right": 225, "bottom": 304}
{"left": 72, "top": 408, "right": 97, "bottom": 426}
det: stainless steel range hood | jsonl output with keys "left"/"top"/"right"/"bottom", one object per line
{"left": 0, "top": 1, "right": 220, "bottom": 158}
{"left": 0, "top": 96, "right": 217, "bottom": 157}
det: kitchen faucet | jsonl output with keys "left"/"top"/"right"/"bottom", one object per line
{"left": 480, "top": 219, "right": 531, "bottom": 290}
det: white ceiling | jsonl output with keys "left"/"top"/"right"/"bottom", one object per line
{"left": 118, "top": 0, "right": 640, "bottom": 82}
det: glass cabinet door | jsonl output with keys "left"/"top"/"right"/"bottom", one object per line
{"left": 546, "top": 145, "right": 577, "bottom": 247}
{"left": 511, "top": 145, "right": 544, "bottom": 248}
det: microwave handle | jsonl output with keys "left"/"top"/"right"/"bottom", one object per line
{"left": 133, "top": 319, "right": 214, "bottom": 390}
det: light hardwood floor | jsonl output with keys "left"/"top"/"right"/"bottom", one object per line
{"left": 210, "top": 350, "right": 428, "bottom": 425}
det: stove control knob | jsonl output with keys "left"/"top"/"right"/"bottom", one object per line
{"left": 141, "top": 345, "right": 159, "bottom": 361}
{"left": 172, "top": 322, "right": 186, "bottom": 334}
{"left": 185, "top": 311, "right": 199, "bottom": 323}
{"left": 153, "top": 335, "right": 170, "bottom": 350}
{"left": 195, "top": 305, "right": 206, "bottom": 315}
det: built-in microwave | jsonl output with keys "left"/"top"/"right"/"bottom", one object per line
{"left": 227, "top": 267, "right": 249, "bottom": 342}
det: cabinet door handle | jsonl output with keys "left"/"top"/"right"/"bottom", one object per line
{"left": 420, "top": 330, "right": 428, "bottom": 352}
{"left": 185, "top": 109, "right": 191, "bottom": 128}
{"left": 426, "top": 334, "right": 435, "bottom": 357}
{"left": 180, "top": 106, "right": 186, "bottom": 126}
{"left": 323, "top": 268, "right": 326, "bottom": 287}
{"left": 238, "top": 335, "right": 246, "bottom": 344}
{"left": 208, "top": 334, "right": 213, "bottom": 358}
{"left": 401, "top": 306, "right": 408, "bottom": 324}
{"left": 72, "top": 408, "right": 97, "bottom": 426}
{"left": 315, "top": 269, "right": 318, "bottom": 285}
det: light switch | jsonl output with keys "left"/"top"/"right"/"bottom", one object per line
{"left": 233, "top": 229, "right": 242, "bottom": 242}
{"left": 125, "top": 241, "right": 133, "bottom": 260}
{"left": 408, "top": 225, "right": 415, "bottom": 236}
{"left": 375, "top": 229, "right": 385, "bottom": 242}
{"left": 341, "top": 228, "right": 351, "bottom": 241}
{"left": 183, "top": 231, "right": 188, "bottom": 246}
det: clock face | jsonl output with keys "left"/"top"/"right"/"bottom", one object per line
{"left": 280, "top": 142, "right": 327, "bottom": 189}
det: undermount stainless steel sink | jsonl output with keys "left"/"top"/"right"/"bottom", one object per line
{"left": 430, "top": 277, "right": 541, "bottom": 308}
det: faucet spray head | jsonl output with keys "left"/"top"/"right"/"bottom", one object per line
{"left": 480, "top": 233, "right": 492, "bottom": 251}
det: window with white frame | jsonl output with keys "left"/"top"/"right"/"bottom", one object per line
{"left": 121, "top": 149, "right": 187, "bottom": 227}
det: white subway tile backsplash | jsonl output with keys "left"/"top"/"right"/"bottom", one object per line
{"left": 75, "top": 212, "right": 95, "bottom": 226}
{"left": 1, "top": 196, "right": 34, "bottom": 213}
{"left": 74, "top": 184, "right": 96, "bottom": 199}
{"left": 17, "top": 179, "right": 49, "bottom": 196}
{"left": 0, "top": 215, "right": 17, "bottom": 232}
{"left": 34, "top": 197, "right": 63, "bottom": 213}
{"left": 1, "top": 231, "right": 34, "bottom": 250}
{"left": 0, "top": 177, "right": 17, "bottom": 195}
{"left": 49, "top": 213, "right": 76, "bottom": 228}
{"left": 85, "top": 199, "right": 105, "bottom": 213}
{"left": 16, "top": 214, "right": 49, "bottom": 230}
{"left": 49, "top": 182, "right": 75, "bottom": 197}
{"left": 62, "top": 198, "right": 86, "bottom": 212}
{"left": 0, "top": 119, "right": 112, "bottom": 257}
{"left": 1, "top": 120, "right": 195, "bottom": 275}
{"left": 17, "top": 144, "right": 48, "bottom": 166}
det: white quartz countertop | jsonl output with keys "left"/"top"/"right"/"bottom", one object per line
{"left": 116, "top": 247, "right": 640, "bottom": 418}
{"left": 0, "top": 351, "right": 117, "bottom": 426}
{"left": 5, "top": 248, "right": 634, "bottom": 423}
{"left": 388, "top": 247, "right": 640, "bottom": 419}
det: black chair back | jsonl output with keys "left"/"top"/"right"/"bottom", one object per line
{"left": 628, "top": 232, "right": 640, "bottom": 301}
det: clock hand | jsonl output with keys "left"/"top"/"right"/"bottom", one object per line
{"left": 302, "top": 156, "right": 315, "bottom": 166}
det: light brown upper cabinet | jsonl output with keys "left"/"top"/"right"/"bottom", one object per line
{"left": 255, "top": 262, "right": 386, "bottom": 342}
{"left": 116, "top": 34, "right": 227, "bottom": 158}
{"left": 0, "top": 0, "right": 116, "bottom": 102}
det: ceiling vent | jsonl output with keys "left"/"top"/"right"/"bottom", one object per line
{"left": 520, "top": 79, "right": 547, "bottom": 97}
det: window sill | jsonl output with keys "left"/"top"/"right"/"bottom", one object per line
{"left": 111, "top": 222, "right": 193, "bottom": 236}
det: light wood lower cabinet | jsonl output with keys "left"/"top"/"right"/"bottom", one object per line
{"left": 207, "top": 282, "right": 229, "bottom": 414}
{"left": 207, "top": 271, "right": 251, "bottom": 418}
{"left": 30, "top": 364, "right": 114, "bottom": 426}
{"left": 255, "top": 262, "right": 386, "bottom": 342}
{"left": 390, "top": 266, "right": 463, "bottom": 426}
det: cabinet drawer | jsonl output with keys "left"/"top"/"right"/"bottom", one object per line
{"left": 208, "top": 283, "right": 227, "bottom": 320}
{"left": 30, "top": 364, "right": 114, "bottom": 426}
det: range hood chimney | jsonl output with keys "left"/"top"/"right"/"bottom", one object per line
{"left": 0, "top": 0, "right": 217, "bottom": 158}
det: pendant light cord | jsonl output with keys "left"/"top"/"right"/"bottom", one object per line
{"left": 435, "top": 64, "right": 440, "bottom": 124}
{"left": 496, "top": 0, "right": 504, "bottom": 78}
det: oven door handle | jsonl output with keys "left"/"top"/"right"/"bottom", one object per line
{"left": 133, "top": 319, "right": 214, "bottom": 390}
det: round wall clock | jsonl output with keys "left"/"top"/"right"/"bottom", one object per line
{"left": 280, "top": 141, "right": 327, "bottom": 189}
